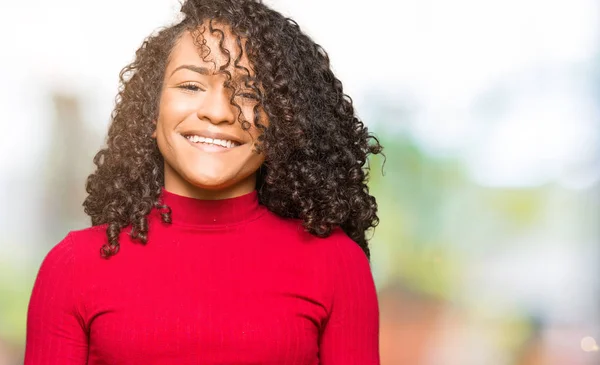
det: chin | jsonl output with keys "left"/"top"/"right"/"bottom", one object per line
{"left": 185, "top": 172, "right": 235, "bottom": 190}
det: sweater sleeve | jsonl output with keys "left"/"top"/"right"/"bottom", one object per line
{"left": 24, "top": 233, "right": 88, "bottom": 364}
{"left": 319, "top": 234, "right": 380, "bottom": 365}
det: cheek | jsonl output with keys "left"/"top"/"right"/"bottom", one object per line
{"left": 157, "top": 92, "right": 196, "bottom": 130}
{"left": 248, "top": 145, "right": 267, "bottom": 172}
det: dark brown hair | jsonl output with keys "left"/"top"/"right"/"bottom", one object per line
{"left": 84, "top": 0, "right": 383, "bottom": 259}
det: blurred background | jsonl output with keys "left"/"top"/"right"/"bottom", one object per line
{"left": 0, "top": 0, "right": 598, "bottom": 364}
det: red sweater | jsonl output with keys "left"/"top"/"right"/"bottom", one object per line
{"left": 25, "top": 189, "right": 380, "bottom": 364}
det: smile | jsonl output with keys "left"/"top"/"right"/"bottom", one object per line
{"left": 184, "top": 134, "right": 240, "bottom": 149}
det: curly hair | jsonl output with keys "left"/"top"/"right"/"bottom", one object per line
{"left": 83, "top": 0, "right": 383, "bottom": 259}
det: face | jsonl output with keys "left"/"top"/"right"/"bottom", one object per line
{"left": 153, "top": 24, "right": 266, "bottom": 200}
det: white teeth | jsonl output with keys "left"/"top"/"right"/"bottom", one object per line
{"left": 185, "top": 135, "right": 238, "bottom": 148}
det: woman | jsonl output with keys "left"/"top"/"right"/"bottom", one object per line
{"left": 25, "top": 0, "right": 382, "bottom": 363}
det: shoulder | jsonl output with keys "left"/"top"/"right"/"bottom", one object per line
{"left": 67, "top": 224, "right": 108, "bottom": 242}
{"left": 66, "top": 225, "right": 109, "bottom": 257}
{"left": 34, "top": 225, "right": 115, "bottom": 302}
{"left": 30, "top": 228, "right": 110, "bottom": 325}
{"left": 42, "top": 225, "right": 101, "bottom": 258}
{"left": 325, "top": 229, "right": 372, "bottom": 276}
{"left": 260, "top": 210, "right": 369, "bottom": 264}
{"left": 40, "top": 225, "right": 108, "bottom": 270}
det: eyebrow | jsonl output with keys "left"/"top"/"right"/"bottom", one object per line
{"left": 169, "top": 64, "right": 255, "bottom": 85}
{"left": 170, "top": 65, "right": 211, "bottom": 77}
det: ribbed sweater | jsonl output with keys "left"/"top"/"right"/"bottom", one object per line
{"left": 25, "top": 189, "right": 379, "bottom": 364}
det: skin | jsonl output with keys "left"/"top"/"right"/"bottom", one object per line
{"left": 152, "top": 24, "right": 266, "bottom": 200}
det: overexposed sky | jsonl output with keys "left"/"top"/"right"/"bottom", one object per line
{"left": 0, "top": 0, "right": 598, "bottom": 187}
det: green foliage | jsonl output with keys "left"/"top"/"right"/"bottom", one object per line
{"left": 368, "top": 132, "right": 467, "bottom": 298}
{"left": 0, "top": 263, "right": 34, "bottom": 345}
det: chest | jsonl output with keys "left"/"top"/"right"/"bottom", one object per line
{"left": 84, "top": 249, "right": 329, "bottom": 365}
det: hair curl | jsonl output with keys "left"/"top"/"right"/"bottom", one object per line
{"left": 84, "top": 0, "right": 383, "bottom": 259}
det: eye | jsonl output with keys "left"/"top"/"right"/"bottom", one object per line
{"left": 177, "top": 82, "right": 205, "bottom": 92}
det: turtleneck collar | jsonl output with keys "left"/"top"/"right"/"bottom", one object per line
{"left": 157, "top": 188, "right": 264, "bottom": 227}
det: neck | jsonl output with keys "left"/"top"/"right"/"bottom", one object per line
{"left": 164, "top": 171, "right": 257, "bottom": 200}
{"left": 158, "top": 186, "right": 263, "bottom": 227}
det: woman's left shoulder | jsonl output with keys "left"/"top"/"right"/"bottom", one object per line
{"left": 324, "top": 228, "right": 371, "bottom": 265}
{"left": 260, "top": 211, "right": 369, "bottom": 261}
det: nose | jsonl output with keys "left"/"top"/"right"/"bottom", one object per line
{"left": 196, "top": 86, "right": 236, "bottom": 125}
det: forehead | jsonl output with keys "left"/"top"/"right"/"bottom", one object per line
{"left": 166, "top": 23, "right": 253, "bottom": 77}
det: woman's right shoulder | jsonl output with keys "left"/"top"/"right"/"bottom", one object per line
{"left": 67, "top": 224, "right": 109, "bottom": 244}
{"left": 43, "top": 224, "right": 109, "bottom": 266}
{"left": 32, "top": 225, "right": 111, "bottom": 319}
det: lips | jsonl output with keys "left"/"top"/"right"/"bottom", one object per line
{"left": 183, "top": 136, "right": 236, "bottom": 153}
{"left": 184, "top": 135, "right": 239, "bottom": 148}
{"left": 179, "top": 130, "right": 243, "bottom": 146}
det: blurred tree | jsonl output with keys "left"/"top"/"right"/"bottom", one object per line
{"left": 42, "top": 92, "right": 95, "bottom": 245}
{"left": 368, "top": 131, "right": 465, "bottom": 298}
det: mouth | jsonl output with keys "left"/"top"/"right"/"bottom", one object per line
{"left": 180, "top": 133, "right": 243, "bottom": 152}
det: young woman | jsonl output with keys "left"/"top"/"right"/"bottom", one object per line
{"left": 25, "top": 0, "right": 383, "bottom": 363}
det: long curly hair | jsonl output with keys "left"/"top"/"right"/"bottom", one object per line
{"left": 84, "top": 0, "right": 383, "bottom": 259}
